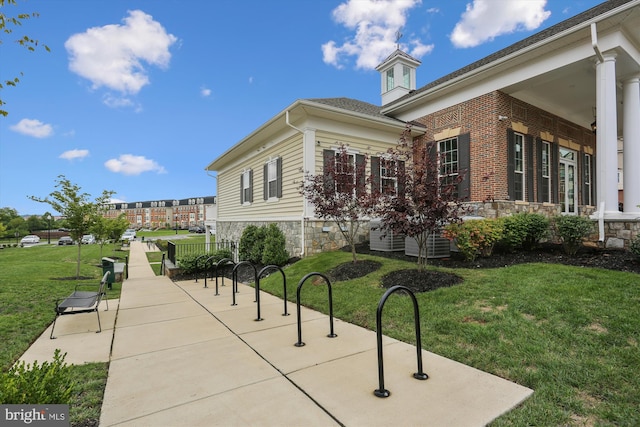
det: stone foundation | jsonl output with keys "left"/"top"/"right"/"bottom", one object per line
{"left": 217, "top": 203, "right": 639, "bottom": 258}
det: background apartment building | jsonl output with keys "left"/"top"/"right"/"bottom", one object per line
{"left": 103, "top": 196, "right": 216, "bottom": 230}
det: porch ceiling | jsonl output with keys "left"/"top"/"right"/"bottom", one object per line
{"left": 502, "top": 7, "right": 640, "bottom": 135}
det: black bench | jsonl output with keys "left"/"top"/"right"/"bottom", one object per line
{"left": 50, "top": 271, "right": 110, "bottom": 339}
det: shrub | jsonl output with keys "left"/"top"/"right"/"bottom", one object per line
{"left": 261, "top": 223, "right": 289, "bottom": 266}
{"left": 499, "top": 213, "right": 549, "bottom": 251}
{"left": 521, "top": 213, "right": 549, "bottom": 250}
{"left": 0, "top": 350, "right": 74, "bottom": 404}
{"left": 154, "top": 239, "right": 168, "bottom": 252}
{"left": 444, "top": 219, "right": 503, "bottom": 262}
{"left": 629, "top": 234, "right": 640, "bottom": 259}
{"left": 238, "top": 225, "right": 265, "bottom": 264}
{"left": 553, "top": 215, "right": 593, "bottom": 256}
{"left": 177, "top": 249, "right": 232, "bottom": 274}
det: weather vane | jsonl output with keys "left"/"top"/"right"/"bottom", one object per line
{"left": 395, "top": 30, "right": 403, "bottom": 49}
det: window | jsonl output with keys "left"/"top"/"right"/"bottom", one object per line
{"left": 372, "top": 156, "right": 401, "bottom": 195}
{"left": 335, "top": 152, "right": 355, "bottom": 193}
{"left": 386, "top": 68, "right": 394, "bottom": 91}
{"left": 541, "top": 141, "right": 551, "bottom": 203}
{"left": 323, "top": 149, "right": 365, "bottom": 196}
{"left": 402, "top": 65, "right": 410, "bottom": 88}
{"left": 240, "top": 169, "right": 253, "bottom": 204}
{"left": 439, "top": 137, "right": 459, "bottom": 193}
{"left": 583, "top": 153, "right": 592, "bottom": 206}
{"left": 263, "top": 157, "right": 282, "bottom": 200}
{"left": 513, "top": 133, "right": 525, "bottom": 201}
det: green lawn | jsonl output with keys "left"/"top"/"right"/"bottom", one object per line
{"left": 0, "top": 243, "right": 125, "bottom": 425}
{"left": 1, "top": 244, "right": 638, "bottom": 426}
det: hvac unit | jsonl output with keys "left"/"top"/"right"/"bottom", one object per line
{"left": 369, "top": 220, "right": 405, "bottom": 252}
{"left": 404, "top": 230, "right": 450, "bottom": 259}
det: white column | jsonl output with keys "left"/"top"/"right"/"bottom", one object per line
{"left": 623, "top": 75, "right": 640, "bottom": 214}
{"left": 595, "top": 53, "right": 619, "bottom": 214}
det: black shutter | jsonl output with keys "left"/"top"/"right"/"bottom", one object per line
{"left": 526, "top": 135, "right": 534, "bottom": 202}
{"left": 536, "top": 138, "right": 543, "bottom": 203}
{"left": 248, "top": 169, "right": 253, "bottom": 203}
{"left": 458, "top": 133, "right": 471, "bottom": 201}
{"left": 263, "top": 163, "right": 268, "bottom": 201}
{"left": 507, "top": 129, "right": 515, "bottom": 200}
{"left": 356, "top": 154, "right": 365, "bottom": 197}
{"left": 276, "top": 157, "right": 283, "bottom": 198}
{"left": 240, "top": 174, "right": 244, "bottom": 204}
{"left": 551, "top": 143, "right": 559, "bottom": 204}
{"left": 323, "top": 149, "right": 334, "bottom": 191}
{"left": 371, "top": 156, "right": 381, "bottom": 194}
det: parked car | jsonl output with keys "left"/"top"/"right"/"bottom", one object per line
{"left": 189, "top": 226, "right": 204, "bottom": 233}
{"left": 121, "top": 230, "right": 136, "bottom": 241}
{"left": 81, "top": 234, "right": 96, "bottom": 244}
{"left": 20, "top": 235, "right": 40, "bottom": 246}
{"left": 57, "top": 236, "right": 74, "bottom": 245}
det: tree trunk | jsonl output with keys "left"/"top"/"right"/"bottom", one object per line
{"left": 76, "top": 243, "right": 82, "bottom": 279}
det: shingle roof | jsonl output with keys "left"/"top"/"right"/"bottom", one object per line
{"left": 305, "top": 97, "right": 426, "bottom": 128}
{"left": 384, "top": 0, "right": 635, "bottom": 108}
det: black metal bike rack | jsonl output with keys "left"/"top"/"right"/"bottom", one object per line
{"left": 257, "top": 265, "right": 289, "bottom": 316}
{"left": 203, "top": 255, "right": 219, "bottom": 289}
{"left": 209, "top": 258, "right": 234, "bottom": 295}
{"left": 232, "top": 261, "right": 258, "bottom": 314}
{"left": 295, "top": 272, "right": 337, "bottom": 347}
{"left": 194, "top": 254, "right": 210, "bottom": 284}
{"left": 374, "top": 285, "right": 428, "bottom": 398}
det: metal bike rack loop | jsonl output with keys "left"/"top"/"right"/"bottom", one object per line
{"left": 295, "top": 272, "right": 337, "bottom": 347}
{"left": 257, "top": 265, "right": 289, "bottom": 316}
{"left": 211, "top": 258, "right": 235, "bottom": 296}
{"left": 194, "top": 254, "right": 209, "bottom": 284}
{"left": 374, "top": 285, "right": 428, "bottom": 398}
{"left": 203, "top": 255, "right": 220, "bottom": 289}
{"left": 232, "top": 262, "right": 259, "bottom": 319}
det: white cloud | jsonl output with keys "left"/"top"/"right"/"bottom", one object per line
{"left": 108, "top": 197, "right": 127, "bottom": 204}
{"left": 105, "top": 154, "right": 166, "bottom": 176}
{"left": 322, "top": 0, "right": 431, "bottom": 70}
{"left": 200, "top": 86, "right": 211, "bottom": 97}
{"left": 9, "top": 118, "right": 53, "bottom": 138}
{"left": 65, "top": 10, "right": 178, "bottom": 95}
{"left": 450, "top": 0, "right": 551, "bottom": 48}
{"left": 59, "top": 149, "right": 89, "bottom": 160}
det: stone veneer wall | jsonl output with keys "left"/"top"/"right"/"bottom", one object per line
{"left": 218, "top": 203, "right": 638, "bottom": 258}
{"left": 216, "top": 219, "right": 370, "bottom": 258}
{"left": 465, "top": 200, "right": 638, "bottom": 249}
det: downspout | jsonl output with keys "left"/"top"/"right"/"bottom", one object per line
{"left": 285, "top": 110, "right": 306, "bottom": 257}
{"left": 591, "top": 23, "right": 605, "bottom": 242}
{"left": 590, "top": 23, "right": 604, "bottom": 63}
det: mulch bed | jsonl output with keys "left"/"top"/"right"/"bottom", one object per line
{"left": 339, "top": 241, "right": 640, "bottom": 293}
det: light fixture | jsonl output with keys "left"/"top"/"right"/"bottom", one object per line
{"left": 498, "top": 115, "right": 508, "bottom": 121}
{"left": 591, "top": 120, "right": 597, "bottom": 134}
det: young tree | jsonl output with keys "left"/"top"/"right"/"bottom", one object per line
{"left": 375, "top": 127, "right": 468, "bottom": 270}
{"left": 29, "top": 175, "right": 113, "bottom": 278}
{"left": 301, "top": 144, "right": 376, "bottom": 262}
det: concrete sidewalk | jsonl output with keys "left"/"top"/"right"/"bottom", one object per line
{"left": 21, "top": 241, "right": 533, "bottom": 426}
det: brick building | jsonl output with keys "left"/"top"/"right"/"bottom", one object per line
{"left": 207, "top": 0, "right": 640, "bottom": 255}
{"left": 103, "top": 196, "right": 216, "bottom": 230}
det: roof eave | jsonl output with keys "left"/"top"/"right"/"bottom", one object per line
{"left": 382, "top": 0, "right": 639, "bottom": 115}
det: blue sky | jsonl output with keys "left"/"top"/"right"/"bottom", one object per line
{"left": 1, "top": 0, "right": 602, "bottom": 215}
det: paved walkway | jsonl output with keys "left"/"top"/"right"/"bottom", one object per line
{"left": 22, "top": 241, "right": 533, "bottom": 426}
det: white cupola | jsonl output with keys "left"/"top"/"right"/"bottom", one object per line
{"left": 375, "top": 49, "right": 421, "bottom": 105}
